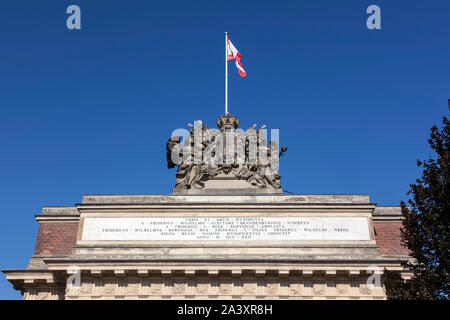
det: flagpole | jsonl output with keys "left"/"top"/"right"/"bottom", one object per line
{"left": 225, "top": 32, "right": 228, "bottom": 115}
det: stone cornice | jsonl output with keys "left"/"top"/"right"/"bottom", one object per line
{"left": 81, "top": 194, "right": 372, "bottom": 205}
{"left": 35, "top": 215, "right": 80, "bottom": 223}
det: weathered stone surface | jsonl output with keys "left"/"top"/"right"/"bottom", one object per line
{"left": 80, "top": 194, "right": 370, "bottom": 204}
{"left": 373, "top": 206, "right": 402, "bottom": 216}
{"left": 3, "top": 193, "right": 411, "bottom": 300}
{"left": 41, "top": 206, "right": 79, "bottom": 216}
{"left": 63, "top": 276, "right": 387, "bottom": 300}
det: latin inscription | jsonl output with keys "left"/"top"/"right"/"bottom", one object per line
{"left": 81, "top": 217, "right": 371, "bottom": 241}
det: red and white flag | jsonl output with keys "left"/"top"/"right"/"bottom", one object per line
{"left": 227, "top": 37, "right": 247, "bottom": 77}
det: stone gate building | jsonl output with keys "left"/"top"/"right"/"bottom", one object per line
{"left": 2, "top": 115, "right": 411, "bottom": 299}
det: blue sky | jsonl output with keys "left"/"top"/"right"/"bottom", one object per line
{"left": 0, "top": 0, "right": 448, "bottom": 299}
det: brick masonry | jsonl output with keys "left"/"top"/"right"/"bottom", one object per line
{"left": 34, "top": 223, "right": 78, "bottom": 256}
{"left": 373, "top": 223, "right": 409, "bottom": 256}
{"left": 32, "top": 221, "right": 409, "bottom": 257}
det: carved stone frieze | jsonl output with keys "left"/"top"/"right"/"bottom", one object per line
{"left": 61, "top": 276, "right": 386, "bottom": 300}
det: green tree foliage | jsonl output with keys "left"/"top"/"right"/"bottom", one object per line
{"left": 385, "top": 113, "right": 449, "bottom": 299}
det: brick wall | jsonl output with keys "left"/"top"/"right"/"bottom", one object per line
{"left": 374, "top": 223, "right": 409, "bottom": 256}
{"left": 34, "top": 223, "right": 78, "bottom": 256}
{"left": 32, "top": 221, "right": 409, "bottom": 257}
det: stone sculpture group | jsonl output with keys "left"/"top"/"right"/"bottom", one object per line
{"left": 166, "top": 114, "right": 287, "bottom": 191}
